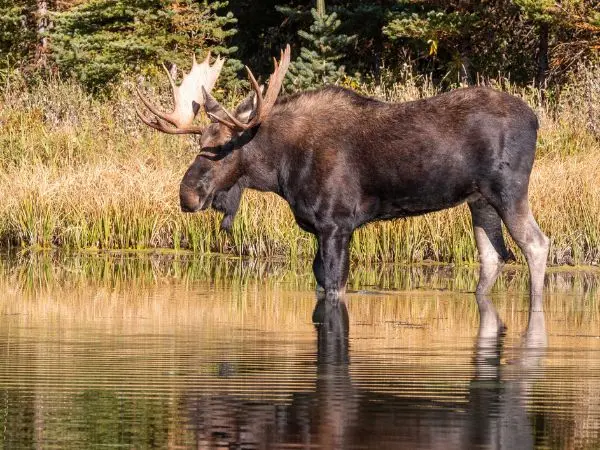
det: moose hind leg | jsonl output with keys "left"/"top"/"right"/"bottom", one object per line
{"left": 499, "top": 202, "right": 550, "bottom": 312}
{"left": 468, "top": 198, "right": 510, "bottom": 295}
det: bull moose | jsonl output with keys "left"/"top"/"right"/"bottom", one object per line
{"left": 136, "top": 45, "right": 550, "bottom": 311}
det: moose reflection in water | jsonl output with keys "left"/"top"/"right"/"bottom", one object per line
{"left": 184, "top": 297, "right": 547, "bottom": 449}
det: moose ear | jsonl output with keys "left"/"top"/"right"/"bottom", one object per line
{"left": 235, "top": 85, "right": 264, "bottom": 124}
{"left": 200, "top": 87, "right": 232, "bottom": 123}
{"left": 201, "top": 87, "right": 222, "bottom": 116}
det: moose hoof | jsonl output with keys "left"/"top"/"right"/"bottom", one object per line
{"left": 325, "top": 289, "right": 344, "bottom": 302}
{"left": 316, "top": 285, "right": 326, "bottom": 300}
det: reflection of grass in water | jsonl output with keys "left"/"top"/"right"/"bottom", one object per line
{"left": 3, "top": 251, "right": 600, "bottom": 294}
{"left": 0, "top": 252, "right": 598, "bottom": 332}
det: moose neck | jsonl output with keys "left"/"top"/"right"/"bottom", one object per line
{"left": 238, "top": 119, "right": 287, "bottom": 195}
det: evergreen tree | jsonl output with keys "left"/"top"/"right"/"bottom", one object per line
{"left": 227, "top": 0, "right": 292, "bottom": 76}
{"left": 50, "top": 0, "right": 242, "bottom": 91}
{"left": 1, "top": 0, "right": 597, "bottom": 92}
{"left": 383, "top": 0, "right": 599, "bottom": 87}
{"left": 0, "top": 0, "right": 54, "bottom": 68}
{"left": 328, "top": 1, "right": 393, "bottom": 75}
{"left": 513, "top": 0, "right": 600, "bottom": 86}
{"left": 0, "top": 1, "right": 35, "bottom": 64}
{"left": 383, "top": 1, "right": 523, "bottom": 85}
{"left": 279, "top": 0, "right": 356, "bottom": 90}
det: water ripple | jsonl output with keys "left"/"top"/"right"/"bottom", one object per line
{"left": 0, "top": 254, "right": 599, "bottom": 449}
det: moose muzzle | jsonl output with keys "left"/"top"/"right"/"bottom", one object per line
{"left": 179, "top": 184, "right": 202, "bottom": 213}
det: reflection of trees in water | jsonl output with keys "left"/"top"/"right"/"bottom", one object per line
{"left": 179, "top": 298, "right": 590, "bottom": 449}
{"left": 0, "top": 295, "right": 598, "bottom": 448}
{"left": 0, "top": 390, "right": 37, "bottom": 448}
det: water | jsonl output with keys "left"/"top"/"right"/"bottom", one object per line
{"left": 0, "top": 253, "right": 599, "bottom": 449}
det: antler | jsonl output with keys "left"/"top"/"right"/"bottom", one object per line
{"left": 207, "top": 45, "right": 291, "bottom": 130}
{"left": 136, "top": 52, "right": 225, "bottom": 134}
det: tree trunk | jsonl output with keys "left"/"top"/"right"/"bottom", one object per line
{"left": 535, "top": 22, "right": 549, "bottom": 89}
{"left": 35, "top": 0, "right": 50, "bottom": 67}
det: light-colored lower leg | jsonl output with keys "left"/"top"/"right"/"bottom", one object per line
{"left": 502, "top": 209, "right": 549, "bottom": 312}
{"left": 474, "top": 226, "right": 506, "bottom": 295}
{"left": 476, "top": 294, "right": 506, "bottom": 338}
{"left": 524, "top": 310, "right": 547, "bottom": 349}
{"left": 524, "top": 222, "right": 550, "bottom": 311}
{"left": 325, "top": 287, "right": 346, "bottom": 301}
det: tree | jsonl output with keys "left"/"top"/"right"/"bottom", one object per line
{"left": 0, "top": 1, "right": 35, "bottom": 64}
{"left": 0, "top": 0, "right": 56, "bottom": 68}
{"left": 383, "top": 0, "right": 600, "bottom": 87}
{"left": 383, "top": 1, "right": 532, "bottom": 85}
{"left": 279, "top": 0, "right": 356, "bottom": 90}
{"left": 514, "top": 0, "right": 600, "bottom": 87}
{"left": 50, "top": 0, "right": 242, "bottom": 91}
{"left": 229, "top": 0, "right": 393, "bottom": 79}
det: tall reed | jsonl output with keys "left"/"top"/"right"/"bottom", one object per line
{"left": 0, "top": 67, "right": 599, "bottom": 265}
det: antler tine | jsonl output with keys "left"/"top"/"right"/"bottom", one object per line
{"left": 207, "top": 112, "right": 239, "bottom": 130}
{"left": 217, "top": 107, "right": 247, "bottom": 129}
{"left": 136, "top": 49, "right": 227, "bottom": 135}
{"left": 258, "top": 44, "right": 291, "bottom": 122}
{"left": 162, "top": 63, "right": 177, "bottom": 96}
{"left": 136, "top": 86, "right": 178, "bottom": 127}
{"left": 135, "top": 106, "right": 205, "bottom": 135}
{"left": 201, "top": 86, "right": 248, "bottom": 130}
{"left": 245, "top": 66, "right": 263, "bottom": 123}
{"left": 240, "top": 44, "right": 290, "bottom": 128}
{"left": 197, "top": 44, "right": 291, "bottom": 133}
{"left": 135, "top": 106, "right": 174, "bottom": 133}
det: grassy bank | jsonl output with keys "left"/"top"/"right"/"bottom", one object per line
{"left": 0, "top": 68, "right": 599, "bottom": 265}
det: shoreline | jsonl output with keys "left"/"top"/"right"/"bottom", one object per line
{"left": 2, "top": 248, "right": 599, "bottom": 272}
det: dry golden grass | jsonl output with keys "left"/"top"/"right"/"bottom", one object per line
{"left": 0, "top": 67, "right": 599, "bottom": 265}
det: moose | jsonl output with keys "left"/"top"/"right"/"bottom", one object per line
{"left": 136, "top": 45, "right": 550, "bottom": 311}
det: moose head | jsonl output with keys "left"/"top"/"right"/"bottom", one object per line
{"left": 136, "top": 46, "right": 291, "bottom": 228}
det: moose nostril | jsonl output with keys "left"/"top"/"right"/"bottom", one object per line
{"left": 180, "top": 197, "right": 200, "bottom": 213}
{"left": 180, "top": 201, "right": 198, "bottom": 213}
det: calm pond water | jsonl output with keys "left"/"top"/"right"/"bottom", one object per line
{"left": 0, "top": 253, "right": 599, "bottom": 449}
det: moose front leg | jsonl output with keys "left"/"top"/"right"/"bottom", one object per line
{"left": 317, "top": 229, "right": 352, "bottom": 300}
{"left": 313, "top": 250, "right": 326, "bottom": 295}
